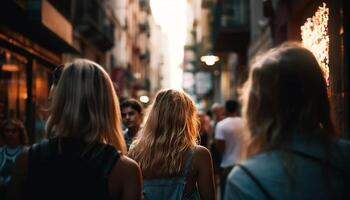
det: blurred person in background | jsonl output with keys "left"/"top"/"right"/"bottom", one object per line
{"left": 7, "top": 59, "right": 142, "bottom": 200}
{"left": 198, "top": 111, "right": 212, "bottom": 148}
{"left": 121, "top": 99, "right": 143, "bottom": 150}
{"left": 211, "top": 103, "right": 225, "bottom": 128}
{"left": 225, "top": 43, "right": 350, "bottom": 200}
{"left": 0, "top": 119, "right": 28, "bottom": 198}
{"left": 209, "top": 103, "right": 226, "bottom": 197}
{"left": 214, "top": 100, "right": 243, "bottom": 199}
{"left": 129, "top": 89, "right": 216, "bottom": 200}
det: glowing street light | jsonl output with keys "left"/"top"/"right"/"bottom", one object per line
{"left": 200, "top": 55, "right": 220, "bottom": 66}
{"left": 139, "top": 95, "right": 150, "bottom": 103}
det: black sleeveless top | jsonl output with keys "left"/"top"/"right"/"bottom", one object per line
{"left": 26, "top": 137, "right": 120, "bottom": 200}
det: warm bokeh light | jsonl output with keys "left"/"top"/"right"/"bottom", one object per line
{"left": 139, "top": 95, "right": 150, "bottom": 103}
{"left": 134, "top": 72, "right": 141, "bottom": 79}
{"left": 200, "top": 55, "right": 220, "bottom": 66}
{"left": 150, "top": 0, "right": 187, "bottom": 89}
{"left": 301, "top": 2, "right": 329, "bottom": 84}
{"left": 2, "top": 64, "right": 20, "bottom": 72}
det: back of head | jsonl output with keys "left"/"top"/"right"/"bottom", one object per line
{"left": 241, "top": 42, "right": 336, "bottom": 156}
{"left": 225, "top": 100, "right": 238, "bottom": 114}
{"left": 211, "top": 102, "right": 225, "bottom": 121}
{"left": 46, "top": 59, "right": 126, "bottom": 153}
{"left": 129, "top": 89, "right": 198, "bottom": 177}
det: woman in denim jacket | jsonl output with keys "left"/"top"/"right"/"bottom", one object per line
{"left": 225, "top": 43, "right": 350, "bottom": 200}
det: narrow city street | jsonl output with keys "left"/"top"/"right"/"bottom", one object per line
{"left": 0, "top": 0, "right": 349, "bottom": 199}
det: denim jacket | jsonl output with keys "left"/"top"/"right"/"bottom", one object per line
{"left": 225, "top": 135, "right": 350, "bottom": 200}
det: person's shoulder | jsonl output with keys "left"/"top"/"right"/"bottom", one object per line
{"left": 235, "top": 151, "right": 284, "bottom": 179}
{"left": 192, "top": 145, "right": 212, "bottom": 166}
{"left": 117, "top": 155, "right": 140, "bottom": 170}
{"left": 218, "top": 117, "right": 241, "bottom": 126}
{"left": 229, "top": 117, "right": 243, "bottom": 125}
{"left": 193, "top": 145, "right": 211, "bottom": 157}
{"left": 226, "top": 165, "right": 264, "bottom": 200}
{"left": 215, "top": 119, "right": 224, "bottom": 127}
{"left": 231, "top": 151, "right": 287, "bottom": 184}
{"left": 233, "top": 116, "right": 243, "bottom": 122}
{"left": 109, "top": 155, "right": 141, "bottom": 187}
{"left": 109, "top": 155, "right": 142, "bottom": 199}
{"left": 227, "top": 153, "right": 283, "bottom": 200}
{"left": 110, "top": 155, "right": 140, "bottom": 179}
{"left": 227, "top": 165, "right": 251, "bottom": 189}
{"left": 215, "top": 118, "right": 228, "bottom": 130}
{"left": 30, "top": 139, "right": 50, "bottom": 149}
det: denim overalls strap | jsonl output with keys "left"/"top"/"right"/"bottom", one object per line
{"left": 142, "top": 148, "right": 200, "bottom": 200}
{"left": 183, "top": 148, "right": 200, "bottom": 200}
{"left": 182, "top": 149, "right": 194, "bottom": 177}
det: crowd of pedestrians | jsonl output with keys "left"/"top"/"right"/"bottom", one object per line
{"left": 0, "top": 42, "right": 349, "bottom": 200}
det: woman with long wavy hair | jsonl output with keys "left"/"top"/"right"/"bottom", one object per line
{"left": 128, "top": 89, "right": 216, "bottom": 200}
{"left": 225, "top": 43, "right": 350, "bottom": 200}
{"left": 7, "top": 59, "right": 142, "bottom": 200}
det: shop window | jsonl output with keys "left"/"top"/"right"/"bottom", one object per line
{"left": 0, "top": 48, "right": 28, "bottom": 123}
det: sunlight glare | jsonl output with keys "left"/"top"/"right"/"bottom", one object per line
{"left": 150, "top": 0, "right": 187, "bottom": 89}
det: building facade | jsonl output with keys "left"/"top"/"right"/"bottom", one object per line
{"left": 0, "top": 0, "right": 117, "bottom": 142}
{"left": 0, "top": 0, "right": 77, "bottom": 143}
{"left": 249, "top": 0, "right": 349, "bottom": 137}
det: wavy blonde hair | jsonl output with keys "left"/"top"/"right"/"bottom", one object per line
{"left": 128, "top": 89, "right": 199, "bottom": 177}
{"left": 240, "top": 42, "right": 337, "bottom": 159}
{"left": 46, "top": 59, "right": 126, "bottom": 154}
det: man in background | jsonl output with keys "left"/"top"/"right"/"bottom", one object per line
{"left": 215, "top": 100, "right": 243, "bottom": 200}
{"left": 121, "top": 99, "right": 143, "bottom": 150}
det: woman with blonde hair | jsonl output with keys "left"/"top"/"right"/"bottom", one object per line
{"left": 225, "top": 43, "right": 350, "bottom": 200}
{"left": 7, "top": 59, "right": 142, "bottom": 200}
{"left": 128, "top": 89, "right": 216, "bottom": 200}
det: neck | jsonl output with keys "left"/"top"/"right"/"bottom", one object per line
{"left": 227, "top": 112, "right": 237, "bottom": 117}
{"left": 128, "top": 127, "right": 140, "bottom": 138}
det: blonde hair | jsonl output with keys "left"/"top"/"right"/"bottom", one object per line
{"left": 46, "top": 59, "right": 126, "bottom": 154}
{"left": 128, "top": 89, "right": 199, "bottom": 177}
{"left": 240, "top": 42, "right": 336, "bottom": 159}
